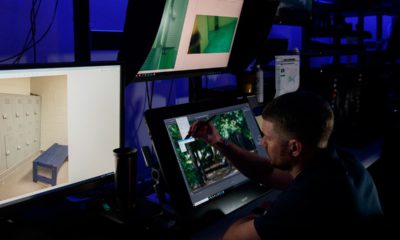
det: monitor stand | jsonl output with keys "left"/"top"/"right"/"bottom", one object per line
{"left": 188, "top": 75, "right": 242, "bottom": 103}
{"left": 146, "top": 180, "right": 272, "bottom": 233}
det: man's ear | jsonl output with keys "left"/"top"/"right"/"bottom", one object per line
{"left": 288, "top": 139, "right": 302, "bottom": 157}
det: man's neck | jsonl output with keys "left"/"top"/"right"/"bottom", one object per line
{"left": 289, "top": 147, "right": 328, "bottom": 178}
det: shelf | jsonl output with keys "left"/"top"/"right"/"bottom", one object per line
{"left": 302, "top": 41, "right": 366, "bottom": 57}
{"left": 313, "top": 1, "right": 400, "bottom": 17}
{"left": 310, "top": 30, "right": 372, "bottom": 39}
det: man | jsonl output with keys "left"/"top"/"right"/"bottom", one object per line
{"left": 188, "top": 90, "right": 383, "bottom": 239}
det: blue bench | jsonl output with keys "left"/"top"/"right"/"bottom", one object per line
{"left": 33, "top": 143, "right": 68, "bottom": 186}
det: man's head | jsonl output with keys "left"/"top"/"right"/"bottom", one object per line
{"left": 262, "top": 90, "right": 334, "bottom": 148}
{"left": 260, "top": 90, "right": 334, "bottom": 170}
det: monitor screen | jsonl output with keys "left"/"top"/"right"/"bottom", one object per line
{"left": 137, "top": 0, "right": 244, "bottom": 79}
{"left": 145, "top": 98, "right": 269, "bottom": 224}
{"left": 0, "top": 63, "right": 122, "bottom": 210}
{"left": 119, "top": 0, "right": 281, "bottom": 81}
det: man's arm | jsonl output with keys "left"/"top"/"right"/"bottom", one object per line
{"left": 188, "top": 121, "right": 292, "bottom": 189}
{"left": 223, "top": 215, "right": 260, "bottom": 240}
{"left": 214, "top": 139, "right": 292, "bottom": 189}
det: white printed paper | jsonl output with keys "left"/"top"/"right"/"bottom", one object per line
{"left": 275, "top": 55, "right": 300, "bottom": 97}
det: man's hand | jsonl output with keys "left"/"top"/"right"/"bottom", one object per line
{"left": 187, "top": 120, "right": 222, "bottom": 145}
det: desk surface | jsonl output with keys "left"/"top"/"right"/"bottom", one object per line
{"left": 0, "top": 110, "right": 385, "bottom": 239}
{"left": 192, "top": 190, "right": 281, "bottom": 240}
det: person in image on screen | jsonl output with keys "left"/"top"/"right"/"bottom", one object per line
{"left": 187, "top": 90, "right": 383, "bottom": 239}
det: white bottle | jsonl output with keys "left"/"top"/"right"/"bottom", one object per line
{"left": 255, "top": 64, "right": 264, "bottom": 103}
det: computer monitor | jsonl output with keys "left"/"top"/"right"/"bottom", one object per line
{"left": 119, "top": 0, "right": 252, "bottom": 81}
{"left": 145, "top": 98, "right": 270, "bottom": 227}
{"left": 119, "top": 0, "right": 280, "bottom": 82}
{"left": 136, "top": 0, "right": 244, "bottom": 79}
{"left": 0, "top": 63, "right": 122, "bottom": 212}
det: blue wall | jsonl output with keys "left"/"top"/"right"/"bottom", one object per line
{"left": 0, "top": 1, "right": 130, "bottom": 64}
{"left": 124, "top": 78, "right": 189, "bottom": 181}
{"left": 0, "top": 1, "right": 75, "bottom": 63}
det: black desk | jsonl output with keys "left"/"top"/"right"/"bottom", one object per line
{"left": 0, "top": 135, "right": 385, "bottom": 239}
{"left": 0, "top": 182, "right": 281, "bottom": 240}
{"left": 192, "top": 190, "right": 281, "bottom": 240}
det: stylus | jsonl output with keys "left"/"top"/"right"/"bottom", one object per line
{"left": 184, "top": 115, "right": 216, "bottom": 139}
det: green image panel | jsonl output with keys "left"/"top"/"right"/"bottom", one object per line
{"left": 188, "top": 15, "right": 238, "bottom": 54}
{"left": 140, "top": 0, "right": 189, "bottom": 71}
{"left": 166, "top": 110, "right": 256, "bottom": 192}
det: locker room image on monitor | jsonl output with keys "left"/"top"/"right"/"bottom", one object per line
{"left": 0, "top": 63, "right": 122, "bottom": 210}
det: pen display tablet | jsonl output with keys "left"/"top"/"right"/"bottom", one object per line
{"left": 145, "top": 98, "right": 269, "bottom": 223}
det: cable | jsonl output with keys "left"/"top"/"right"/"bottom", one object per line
{"left": 1, "top": 0, "right": 59, "bottom": 64}
{"left": 150, "top": 80, "right": 155, "bottom": 109}
{"left": 13, "top": 0, "right": 55, "bottom": 64}
{"left": 31, "top": 0, "right": 42, "bottom": 63}
{"left": 166, "top": 79, "right": 175, "bottom": 106}
{"left": 13, "top": 0, "right": 41, "bottom": 64}
{"left": 133, "top": 93, "right": 147, "bottom": 144}
{"left": 13, "top": 23, "right": 34, "bottom": 64}
{"left": 145, "top": 79, "right": 151, "bottom": 109}
{"left": 145, "top": 79, "right": 156, "bottom": 110}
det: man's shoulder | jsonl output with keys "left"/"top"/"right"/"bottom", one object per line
{"left": 332, "top": 147, "right": 384, "bottom": 217}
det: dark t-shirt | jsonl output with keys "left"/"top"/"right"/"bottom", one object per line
{"left": 253, "top": 149, "right": 383, "bottom": 239}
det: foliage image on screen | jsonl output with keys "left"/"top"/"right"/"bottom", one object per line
{"left": 167, "top": 110, "right": 256, "bottom": 193}
{"left": 188, "top": 15, "right": 238, "bottom": 54}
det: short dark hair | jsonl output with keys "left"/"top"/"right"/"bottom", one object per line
{"left": 262, "top": 90, "right": 334, "bottom": 148}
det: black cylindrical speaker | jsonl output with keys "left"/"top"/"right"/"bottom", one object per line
{"left": 113, "top": 147, "right": 137, "bottom": 213}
